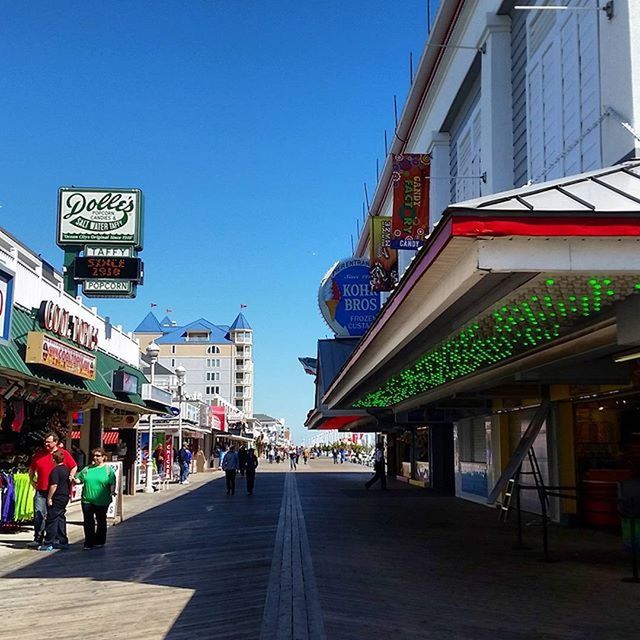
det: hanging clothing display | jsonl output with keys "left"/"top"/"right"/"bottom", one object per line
{"left": 0, "top": 472, "right": 34, "bottom": 524}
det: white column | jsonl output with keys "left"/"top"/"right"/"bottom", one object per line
{"left": 427, "top": 132, "right": 451, "bottom": 230}
{"left": 480, "top": 14, "right": 513, "bottom": 195}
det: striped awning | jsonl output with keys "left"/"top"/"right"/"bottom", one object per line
{"left": 102, "top": 431, "right": 119, "bottom": 445}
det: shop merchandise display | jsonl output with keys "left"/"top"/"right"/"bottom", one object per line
{"left": 0, "top": 386, "right": 70, "bottom": 529}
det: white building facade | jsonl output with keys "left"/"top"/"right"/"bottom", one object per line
{"left": 134, "top": 311, "right": 254, "bottom": 417}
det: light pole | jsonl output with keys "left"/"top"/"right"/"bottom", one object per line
{"left": 144, "top": 341, "right": 160, "bottom": 494}
{"left": 175, "top": 365, "right": 186, "bottom": 451}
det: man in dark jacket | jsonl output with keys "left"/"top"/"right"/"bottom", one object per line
{"left": 221, "top": 445, "right": 239, "bottom": 495}
{"left": 238, "top": 445, "right": 248, "bottom": 476}
{"left": 245, "top": 448, "right": 259, "bottom": 495}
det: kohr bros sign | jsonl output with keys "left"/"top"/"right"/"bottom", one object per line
{"left": 318, "top": 258, "right": 379, "bottom": 337}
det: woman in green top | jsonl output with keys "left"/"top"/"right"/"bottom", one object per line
{"left": 74, "top": 448, "right": 116, "bottom": 550}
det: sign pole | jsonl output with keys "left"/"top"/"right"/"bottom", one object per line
{"left": 63, "top": 249, "right": 78, "bottom": 297}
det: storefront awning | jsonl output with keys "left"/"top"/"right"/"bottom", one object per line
{"left": 0, "top": 305, "right": 149, "bottom": 412}
{"left": 323, "top": 162, "right": 640, "bottom": 414}
{"left": 305, "top": 337, "right": 372, "bottom": 430}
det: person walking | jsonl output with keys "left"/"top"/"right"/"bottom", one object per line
{"left": 153, "top": 444, "right": 165, "bottom": 480}
{"left": 332, "top": 448, "right": 338, "bottom": 464}
{"left": 28, "top": 432, "right": 77, "bottom": 548}
{"left": 289, "top": 447, "right": 297, "bottom": 471}
{"left": 238, "top": 445, "right": 248, "bottom": 477}
{"left": 303, "top": 448, "right": 309, "bottom": 465}
{"left": 245, "top": 448, "right": 259, "bottom": 495}
{"left": 39, "top": 450, "right": 71, "bottom": 551}
{"left": 365, "top": 442, "right": 387, "bottom": 491}
{"left": 178, "top": 443, "right": 192, "bottom": 484}
{"left": 222, "top": 444, "right": 239, "bottom": 495}
{"left": 74, "top": 448, "right": 116, "bottom": 550}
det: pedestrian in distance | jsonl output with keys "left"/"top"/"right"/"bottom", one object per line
{"left": 222, "top": 444, "right": 239, "bottom": 495}
{"left": 74, "top": 448, "right": 116, "bottom": 550}
{"left": 28, "top": 432, "right": 77, "bottom": 548}
{"left": 289, "top": 447, "right": 297, "bottom": 471}
{"left": 246, "top": 448, "right": 258, "bottom": 495}
{"left": 365, "top": 442, "right": 387, "bottom": 491}
{"left": 178, "top": 443, "right": 192, "bottom": 484}
{"left": 332, "top": 448, "right": 338, "bottom": 464}
{"left": 39, "top": 450, "right": 71, "bottom": 551}
{"left": 303, "top": 448, "right": 309, "bottom": 465}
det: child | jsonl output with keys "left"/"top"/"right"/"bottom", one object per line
{"left": 40, "top": 450, "right": 71, "bottom": 551}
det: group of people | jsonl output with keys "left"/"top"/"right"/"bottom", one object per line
{"left": 151, "top": 442, "right": 195, "bottom": 485}
{"left": 28, "top": 432, "right": 116, "bottom": 551}
{"left": 265, "top": 445, "right": 309, "bottom": 466}
{"left": 220, "top": 445, "right": 259, "bottom": 495}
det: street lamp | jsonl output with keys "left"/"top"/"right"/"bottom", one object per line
{"left": 175, "top": 365, "right": 186, "bottom": 451}
{"left": 144, "top": 341, "right": 160, "bottom": 494}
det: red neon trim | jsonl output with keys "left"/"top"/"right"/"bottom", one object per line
{"left": 452, "top": 216, "right": 640, "bottom": 237}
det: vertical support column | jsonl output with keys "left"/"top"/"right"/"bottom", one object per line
{"left": 430, "top": 424, "right": 455, "bottom": 492}
{"left": 410, "top": 428, "right": 417, "bottom": 481}
{"left": 88, "top": 406, "right": 102, "bottom": 451}
{"left": 427, "top": 132, "right": 450, "bottom": 231}
{"left": 480, "top": 14, "right": 513, "bottom": 194}
{"left": 63, "top": 249, "right": 78, "bottom": 297}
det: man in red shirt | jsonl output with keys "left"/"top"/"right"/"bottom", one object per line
{"left": 28, "top": 432, "right": 77, "bottom": 547}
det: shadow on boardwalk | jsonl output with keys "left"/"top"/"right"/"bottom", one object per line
{"left": 1, "top": 463, "right": 638, "bottom": 640}
{"left": 1, "top": 472, "right": 285, "bottom": 640}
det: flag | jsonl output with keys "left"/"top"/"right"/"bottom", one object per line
{"left": 369, "top": 216, "right": 398, "bottom": 292}
{"left": 150, "top": 303, "right": 157, "bottom": 308}
{"left": 391, "top": 153, "right": 430, "bottom": 249}
{"left": 166, "top": 308, "right": 173, "bottom": 313}
{"left": 240, "top": 304, "right": 247, "bottom": 309}
{"left": 298, "top": 357, "right": 318, "bottom": 376}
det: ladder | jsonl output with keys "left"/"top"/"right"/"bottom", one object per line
{"left": 499, "top": 448, "right": 547, "bottom": 522}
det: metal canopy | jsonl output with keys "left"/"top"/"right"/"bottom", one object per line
{"left": 448, "top": 161, "right": 640, "bottom": 214}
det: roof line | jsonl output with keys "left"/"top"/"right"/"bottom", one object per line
{"left": 590, "top": 176, "right": 640, "bottom": 206}
{"left": 556, "top": 186, "right": 595, "bottom": 211}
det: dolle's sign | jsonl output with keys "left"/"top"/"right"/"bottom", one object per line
{"left": 40, "top": 301, "right": 99, "bottom": 351}
{"left": 57, "top": 187, "right": 143, "bottom": 248}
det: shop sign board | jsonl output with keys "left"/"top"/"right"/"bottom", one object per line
{"left": 0, "top": 264, "right": 15, "bottom": 346}
{"left": 57, "top": 187, "right": 143, "bottom": 249}
{"left": 73, "top": 256, "right": 143, "bottom": 282}
{"left": 25, "top": 331, "right": 96, "bottom": 380}
{"left": 39, "top": 300, "right": 99, "bottom": 351}
{"left": 369, "top": 216, "right": 398, "bottom": 292}
{"left": 112, "top": 370, "right": 139, "bottom": 394}
{"left": 391, "top": 154, "right": 430, "bottom": 250}
{"left": 141, "top": 383, "right": 173, "bottom": 406}
{"left": 104, "top": 413, "right": 139, "bottom": 429}
{"left": 318, "top": 258, "right": 379, "bottom": 337}
{"left": 81, "top": 245, "right": 137, "bottom": 298}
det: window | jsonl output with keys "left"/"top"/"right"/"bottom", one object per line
{"left": 235, "top": 359, "right": 244, "bottom": 369}
{"left": 206, "top": 358, "right": 220, "bottom": 368}
{"left": 235, "top": 385, "right": 244, "bottom": 395}
{"left": 458, "top": 418, "right": 487, "bottom": 464}
{"left": 206, "top": 372, "right": 220, "bottom": 382}
{"left": 187, "top": 331, "right": 210, "bottom": 342}
{"left": 207, "top": 345, "right": 220, "bottom": 354}
{"left": 455, "top": 102, "right": 482, "bottom": 202}
{"left": 205, "top": 386, "right": 220, "bottom": 395}
{"left": 526, "top": 6, "right": 601, "bottom": 182}
{"left": 235, "top": 399, "right": 244, "bottom": 409}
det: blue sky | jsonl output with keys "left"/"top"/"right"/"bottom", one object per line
{"left": 1, "top": 1, "right": 434, "bottom": 441}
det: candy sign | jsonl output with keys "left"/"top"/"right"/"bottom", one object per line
{"left": 318, "top": 258, "right": 379, "bottom": 337}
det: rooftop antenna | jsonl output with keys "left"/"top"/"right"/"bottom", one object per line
{"left": 384, "top": 130, "right": 388, "bottom": 156}
{"left": 393, "top": 95, "right": 399, "bottom": 129}
{"left": 350, "top": 234, "right": 354, "bottom": 254}
{"left": 427, "top": 0, "right": 432, "bottom": 33}
{"left": 362, "top": 201, "right": 366, "bottom": 223}
{"left": 376, "top": 158, "right": 380, "bottom": 182}
{"left": 364, "top": 183, "right": 370, "bottom": 211}
{"left": 356, "top": 218, "right": 360, "bottom": 237}
{"left": 409, "top": 51, "right": 414, "bottom": 85}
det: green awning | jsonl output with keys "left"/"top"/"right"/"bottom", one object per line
{"left": 0, "top": 305, "right": 148, "bottom": 409}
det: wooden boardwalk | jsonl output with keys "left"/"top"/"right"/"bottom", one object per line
{"left": 1, "top": 458, "right": 638, "bottom": 639}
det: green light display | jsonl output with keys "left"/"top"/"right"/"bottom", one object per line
{"left": 353, "top": 276, "right": 640, "bottom": 409}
